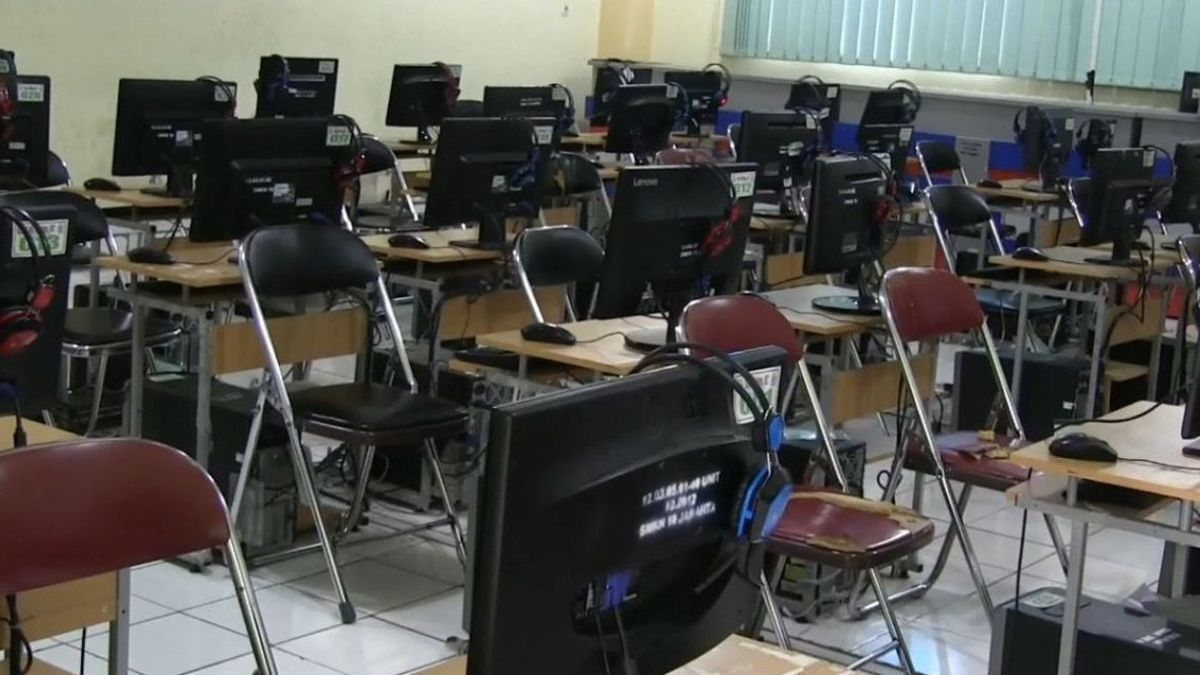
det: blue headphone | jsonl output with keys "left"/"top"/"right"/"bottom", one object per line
{"left": 631, "top": 342, "right": 792, "bottom": 543}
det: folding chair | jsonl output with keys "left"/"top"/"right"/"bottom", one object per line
{"left": 0, "top": 438, "right": 275, "bottom": 674}
{"left": 231, "top": 224, "right": 468, "bottom": 624}
{"left": 513, "top": 224, "right": 605, "bottom": 322}
{"left": 916, "top": 140, "right": 969, "bottom": 186}
{"left": 681, "top": 293, "right": 935, "bottom": 674}
{"left": 869, "top": 267, "right": 1068, "bottom": 625}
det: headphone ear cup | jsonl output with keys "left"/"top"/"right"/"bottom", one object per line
{"left": 0, "top": 308, "right": 41, "bottom": 358}
{"left": 736, "top": 467, "right": 794, "bottom": 542}
{"left": 29, "top": 283, "right": 53, "bottom": 313}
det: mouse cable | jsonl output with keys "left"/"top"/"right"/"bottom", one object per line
{"left": 1051, "top": 401, "right": 1164, "bottom": 433}
{"left": 1117, "top": 456, "right": 1200, "bottom": 472}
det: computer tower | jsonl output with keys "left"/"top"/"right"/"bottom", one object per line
{"left": 953, "top": 349, "right": 1097, "bottom": 442}
{"left": 991, "top": 587, "right": 1200, "bottom": 674}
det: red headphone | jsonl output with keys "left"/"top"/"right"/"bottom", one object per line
{"left": 0, "top": 206, "right": 55, "bottom": 358}
{"left": 0, "top": 50, "right": 18, "bottom": 142}
{"left": 433, "top": 62, "right": 461, "bottom": 110}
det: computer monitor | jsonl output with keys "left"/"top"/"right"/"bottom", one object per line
{"left": 592, "top": 162, "right": 757, "bottom": 348}
{"left": 0, "top": 75, "right": 50, "bottom": 189}
{"left": 111, "top": 77, "right": 237, "bottom": 198}
{"left": 254, "top": 55, "right": 338, "bottom": 119}
{"left": 385, "top": 63, "right": 461, "bottom": 144}
{"left": 424, "top": 116, "right": 558, "bottom": 250}
{"left": 591, "top": 62, "right": 652, "bottom": 126}
{"left": 804, "top": 154, "right": 888, "bottom": 314}
{"left": 604, "top": 84, "right": 676, "bottom": 161}
{"left": 469, "top": 345, "right": 787, "bottom": 675}
{"left": 785, "top": 79, "right": 839, "bottom": 152}
{"left": 1018, "top": 106, "right": 1075, "bottom": 190}
{"left": 733, "top": 111, "right": 818, "bottom": 214}
{"left": 482, "top": 86, "right": 564, "bottom": 120}
{"left": 1180, "top": 72, "right": 1200, "bottom": 114}
{"left": 1079, "top": 148, "right": 1156, "bottom": 265}
{"left": 1165, "top": 142, "right": 1200, "bottom": 228}
{"left": 190, "top": 117, "right": 353, "bottom": 242}
{"left": 861, "top": 89, "right": 914, "bottom": 126}
{"left": 857, "top": 123, "right": 913, "bottom": 176}
{"left": 663, "top": 70, "right": 725, "bottom": 136}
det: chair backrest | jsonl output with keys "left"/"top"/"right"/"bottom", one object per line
{"left": 1179, "top": 234, "right": 1200, "bottom": 309}
{"left": 242, "top": 224, "right": 379, "bottom": 297}
{"left": 545, "top": 152, "right": 604, "bottom": 196}
{"left": 44, "top": 150, "right": 71, "bottom": 188}
{"left": 926, "top": 185, "right": 993, "bottom": 234}
{"left": 916, "top": 140, "right": 964, "bottom": 183}
{"left": 680, "top": 294, "right": 805, "bottom": 364}
{"left": 881, "top": 267, "right": 984, "bottom": 342}
{"left": 0, "top": 189, "right": 108, "bottom": 244}
{"left": 0, "top": 438, "right": 229, "bottom": 596}
{"left": 515, "top": 226, "right": 605, "bottom": 288}
{"left": 360, "top": 135, "right": 398, "bottom": 176}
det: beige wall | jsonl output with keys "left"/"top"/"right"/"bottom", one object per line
{"left": 4, "top": 0, "right": 600, "bottom": 180}
{"left": 598, "top": 0, "right": 655, "bottom": 62}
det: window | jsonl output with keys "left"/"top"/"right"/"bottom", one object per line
{"left": 722, "top": 0, "right": 1200, "bottom": 90}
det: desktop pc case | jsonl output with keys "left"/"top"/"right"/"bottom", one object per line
{"left": 990, "top": 587, "right": 1200, "bottom": 674}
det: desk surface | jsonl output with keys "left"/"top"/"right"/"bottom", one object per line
{"left": 1010, "top": 402, "right": 1200, "bottom": 503}
{"left": 0, "top": 416, "right": 79, "bottom": 449}
{"left": 477, "top": 315, "right": 665, "bottom": 375}
{"left": 989, "top": 244, "right": 1175, "bottom": 281}
{"left": 974, "top": 178, "right": 1062, "bottom": 204}
{"left": 362, "top": 229, "right": 508, "bottom": 264}
{"left": 762, "top": 284, "right": 882, "bottom": 338}
{"left": 413, "top": 636, "right": 851, "bottom": 675}
{"left": 95, "top": 240, "right": 241, "bottom": 289}
{"left": 65, "top": 186, "right": 186, "bottom": 210}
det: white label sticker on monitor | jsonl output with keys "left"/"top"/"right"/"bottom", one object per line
{"left": 0, "top": 62, "right": 9, "bottom": 74}
{"left": 731, "top": 170, "right": 757, "bottom": 199}
{"left": 174, "top": 129, "right": 192, "bottom": 146}
{"left": 271, "top": 183, "right": 295, "bottom": 204}
{"left": 533, "top": 125, "right": 554, "bottom": 146}
{"left": 1064, "top": 117, "right": 1076, "bottom": 131}
{"left": 16, "top": 83, "right": 43, "bottom": 103}
{"left": 899, "top": 127, "right": 913, "bottom": 142}
{"left": 1144, "top": 149, "right": 1156, "bottom": 168}
{"left": 11, "top": 218, "right": 68, "bottom": 258}
{"left": 326, "top": 125, "right": 352, "bottom": 147}
{"left": 297, "top": 197, "right": 314, "bottom": 207}
{"left": 491, "top": 175, "right": 508, "bottom": 191}
{"left": 8, "top": 141, "right": 24, "bottom": 150}
{"left": 318, "top": 60, "right": 336, "bottom": 75}
{"left": 827, "top": 86, "right": 839, "bottom": 97}
{"left": 1192, "top": 87, "right": 1200, "bottom": 100}
{"left": 732, "top": 367, "right": 782, "bottom": 425}
{"left": 803, "top": 115, "right": 816, "bottom": 129}
{"left": 213, "top": 86, "right": 231, "bottom": 103}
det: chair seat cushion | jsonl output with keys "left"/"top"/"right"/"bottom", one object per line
{"left": 905, "top": 431, "right": 1031, "bottom": 491}
{"left": 291, "top": 383, "right": 467, "bottom": 435}
{"left": 63, "top": 308, "right": 180, "bottom": 347}
{"left": 767, "top": 488, "right": 935, "bottom": 570}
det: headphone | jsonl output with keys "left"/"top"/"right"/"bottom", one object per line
{"left": 195, "top": 75, "right": 237, "bottom": 117}
{"left": 703, "top": 62, "right": 733, "bottom": 108}
{"left": 1075, "top": 118, "right": 1114, "bottom": 169}
{"left": 1143, "top": 144, "right": 1177, "bottom": 212}
{"left": 256, "top": 54, "right": 291, "bottom": 103}
{"left": 605, "top": 59, "right": 637, "bottom": 87}
{"left": 888, "top": 79, "right": 922, "bottom": 123}
{"left": 432, "top": 62, "right": 462, "bottom": 110}
{"left": 0, "top": 51, "right": 17, "bottom": 142}
{"left": 329, "top": 114, "right": 369, "bottom": 188}
{"left": 0, "top": 205, "right": 54, "bottom": 358}
{"left": 549, "top": 82, "right": 576, "bottom": 133}
{"left": 668, "top": 82, "right": 692, "bottom": 128}
{"left": 697, "top": 163, "right": 740, "bottom": 260}
{"left": 1012, "top": 106, "right": 1054, "bottom": 145}
{"left": 630, "top": 342, "right": 792, "bottom": 543}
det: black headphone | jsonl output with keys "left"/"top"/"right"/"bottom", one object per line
{"left": 668, "top": 81, "right": 692, "bottom": 127}
{"left": 0, "top": 205, "right": 54, "bottom": 358}
{"left": 1012, "top": 106, "right": 1053, "bottom": 144}
{"left": 256, "top": 54, "right": 291, "bottom": 103}
{"left": 694, "top": 162, "right": 740, "bottom": 260}
{"left": 1075, "top": 118, "right": 1114, "bottom": 169}
{"left": 793, "top": 107, "right": 824, "bottom": 162}
{"left": 703, "top": 62, "right": 733, "bottom": 107}
{"left": 195, "top": 76, "right": 237, "bottom": 117}
{"left": 329, "top": 114, "right": 368, "bottom": 188}
{"left": 549, "top": 83, "right": 576, "bottom": 134}
{"left": 1143, "top": 144, "right": 1177, "bottom": 212}
{"left": 888, "top": 79, "right": 922, "bottom": 123}
{"left": 630, "top": 342, "right": 791, "bottom": 543}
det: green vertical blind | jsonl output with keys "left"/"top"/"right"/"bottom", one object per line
{"left": 723, "top": 0, "right": 1200, "bottom": 90}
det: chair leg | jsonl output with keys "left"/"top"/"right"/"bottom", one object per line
{"left": 223, "top": 534, "right": 278, "bottom": 675}
{"left": 759, "top": 569, "right": 792, "bottom": 652}
{"left": 1044, "top": 513, "right": 1070, "bottom": 575}
{"left": 339, "top": 445, "right": 378, "bottom": 539}
{"left": 424, "top": 439, "right": 467, "bottom": 566}
{"left": 230, "top": 383, "right": 268, "bottom": 525}
{"left": 867, "top": 568, "right": 916, "bottom": 675}
{"left": 84, "top": 351, "right": 110, "bottom": 437}
{"left": 933, "top": 472, "right": 995, "bottom": 623}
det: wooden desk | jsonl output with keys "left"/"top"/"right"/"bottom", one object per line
{"left": 763, "top": 285, "right": 881, "bottom": 339}
{"left": 64, "top": 185, "right": 186, "bottom": 211}
{"left": 386, "top": 139, "right": 438, "bottom": 155}
{"left": 476, "top": 315, "right": 665, "bottom": 377}
{"left": 362, "top": 229, "right": 506, "bottom": 265}
{"left": 559, "top": 131, "right": 713, "bottom": 151}
{"left": 94, "top": 240, "right": 241, "bottom": 289}
{"left": 974, "top": 178, "right": 1061, "bottom": 205}
{"left": 413, "top": 636, "right": 851, "bottom": 675}
{"left": 989, "top": 244, "right": 1175, "bottom": 282}
{"left": 0, "top": 417, "right": 127, "bottom": 674}
{"left": 1008, "top": 402, "right": 1200, "bottom": 674}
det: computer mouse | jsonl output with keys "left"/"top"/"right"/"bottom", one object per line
{"left": 127, "top": 246, "right": 176, "bottom": 265}
{"left": 1049, "top": 433, "right": 1119, "bottom": 463}
{"left": 978, "top": 179, "right": 1003, "bottom": 189}
{"left": 521, "top": 322, "right": 577, "bottom": 346}
{"left": 84, "top": 177, "right": 122, "bottom": 192}
{"left": 1011, "top": 246, "right": 1050, "bottom": 262}
{"left": 388, "top": 233, "right": 431, "bottom": 250}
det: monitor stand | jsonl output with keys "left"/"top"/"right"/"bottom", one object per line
{"left": 812, "top": 287, "right": 881, "bottom": 316}
{"left": 141, "top": 165, "right": 192, "bottom": 199}
{"left": 416, "top": 124, "right": 434, "bottom": 145}
{"left": 623, "top": 291, "right": 685, "bottom": 352}
{"left": 450, "top": 213, "right": 508, "bottom": 251}
{"left": 1084, "top": 231, "right": 1143, "bottom": 267}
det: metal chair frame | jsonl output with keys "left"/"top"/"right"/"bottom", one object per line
{"left": 513, "top": 225, "right": 604, "bottom": 323}
{"left": 916, "top": 140, "right": 970, "bottom": 187}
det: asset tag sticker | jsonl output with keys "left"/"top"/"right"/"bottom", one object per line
{"left": 1144, "top": 149, "right": 1156, "bottom": 168}
{"left": 214, "top": 86, "right": 232, "bottom": 103}
{"left": 271, "top": 183, "right": 296, "bottom": 204}
{"left": 827, "top": 86, "right": 839, "bottom": 97}
{"left": 174, "top": 129, "right": 192, "bottom": 147}
{"left": 318, "top": 60, "right": 336, "bottom": 74}
{"left": 899, "top": 127, "right": 914, "bottom": 142}
{"left": 1192, "top": 87, "right": 1200, "bottom": 100}
{"left": 326, "top": 125, "right": 352, "bottom": 147}
{"left": 491, "top": 175, "right": 508, "bottom": 191}
{"left": 16, "top": 83, "right": 44, "bottom": 103}
{"left": 0, "top": 61, "right": 9, "bottom": 74}
{"left": 533, "top": 125, "right": 554, "bottom": 146}
{"left": 8, "top": 141, "right": 24, "bottom": 150}
{"left": 11, "top": 218, "right": 68, "bottom": 258}
{"left": 1064, "top": 117, "right": 1076, "bottom": 131}
{"left": 733, "top": 366, "right": 782, "bottom": 424}
{"left": 730, "top": 171, "right": 757, "bottom": 199}
{"left": 803, "top": 115, "right": 816, "bottom": 129}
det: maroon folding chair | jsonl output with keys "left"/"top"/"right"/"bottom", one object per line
{"left": 681, "top": 293, "right": 935, "bottom": 674}
{"left": 871, "top": 267, "right": 1068, "bottom": 625}
{"left": 0, "top": 438, "right": 276, "bottom": 674}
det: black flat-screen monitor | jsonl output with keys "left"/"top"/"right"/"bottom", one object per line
{"left": 254, "top": 55, "right": 338, "bottom": 119}
{"left": 1180, "top": 72, "right": 1200, "bottom": 113}
{"left": 785, "top": 80, "right": 839, "bottom": 151}
{"left": 0, "top": 75, "right": 50, "bottom": 189}
{"left": 857, "top": 123, "right": 913, "bottom": 176}
{"left": 385, "top": 63, "right": 461, "bottom": 143}
{"left": 111, "top": 77, "right": 237, "bottom": 198}
{"left": 1166, "top": 141, "right": 1200, "bottom": 227}
{"left": 734, "top": 111, "right": 818, "bottom": 201}
{"left": 860, "top": 89, "right": 912, "bottom": 126}
{"left": 592, "top": 162, "right": 757, "bottom": 347}
{"left": 663, "top": 70, "right": 725, "bottom": 135}
{"left": 804, "top": 154, "right": 887, "bottom": 314}
{"left": 469, "top": 345, "right": 787, "bottom": 675}
{"left": 424, "top": 116, "right": 558, "bottom": 250}
{"left": 482, "top": 86, "right": 564, "bottom": 120}
{"left": 1079, "top": 148, "right": 1156, "bottom": 265}
{"left": 190, "top": 117, "right": 351, "bottom": 242}
{"left": 591, "top": 63, "right": 651, "bottom": 126}
{"left": 1019, "top": 106, "right": 1075, "bottom": 189}
{"left": 604, "top": 84, "right": 675, "bottom": 159}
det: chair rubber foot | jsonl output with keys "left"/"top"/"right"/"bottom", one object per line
{"left": 340, "top": 602, "right": 357, "bottom": 624}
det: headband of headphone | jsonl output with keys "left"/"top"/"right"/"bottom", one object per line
{"left": 329, "top": 114, "right": 369, "bottom": 186}
{"left": 0, "top": 50, "right": 15, "bottom": 119}
{"left": 432, "top": 62, "right": 462, "bottom": 108}
{"left": 196, "top": 75, "right": 237, "bottom": 117}
{"left": 888, "top": 79, "right": 922, "bottom": 122}
{"left": 549, "top": 83, "right": 576, "bottom": 133}
{"left": 604, "top": 59, "right": 636, "bottom": 86}
{"left": 1075, "top": 118, "right": 1114, "bottom": 169}
{"left": 1012, "top": 106, "right": 1056, "bottom": 142}
{"left": 703, "top": 62, "right": 733, "bottom": 105}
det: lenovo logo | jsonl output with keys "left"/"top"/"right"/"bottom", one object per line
{"left": 634, "top": 178, "right": 659, "bottom": 188}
